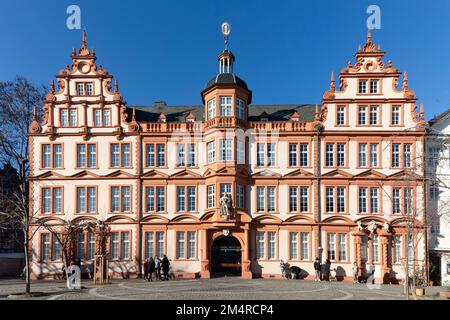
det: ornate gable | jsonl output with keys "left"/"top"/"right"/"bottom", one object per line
{"left": 321, "top": 169, "right": 353, "bottom": 179}
{"left": 353, "top": 169, "right": 387, "bottom": 179}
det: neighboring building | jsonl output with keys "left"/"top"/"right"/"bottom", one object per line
{"left": 0, "top": 164, "right": 24, "bottom": 276}
{"left": 427, "top": 109, "right": 450, "bottom": 286}
{"left": 28, "top": 29, "right": 428, "bottom": 282}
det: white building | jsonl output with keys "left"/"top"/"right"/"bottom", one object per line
{"left": 427, "top": 109, "right": 450, "bottom": 286}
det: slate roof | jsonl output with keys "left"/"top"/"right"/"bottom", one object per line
{"left": 130, "top": 104, "right": 317, "bottom": 122}
{"left": 204, "top": 73, "right": 249, "bottom": 91}
{"left": 429, "top": 108, "right": 450, "bottom": 126}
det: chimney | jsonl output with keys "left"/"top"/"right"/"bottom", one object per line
{"left": 154, "top": 101, "right": 167, "bottom": 107}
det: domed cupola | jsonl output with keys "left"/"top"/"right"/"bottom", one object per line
{"left": 201, "top": 22, "right": 252, "bottom": 123}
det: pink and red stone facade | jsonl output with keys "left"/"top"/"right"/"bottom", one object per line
{"left": 28, "top": 30, "right": 427, "bottom": 282}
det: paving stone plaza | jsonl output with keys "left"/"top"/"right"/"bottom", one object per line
{"left": 0, "top": 278, "right": 445, "bottom": 300}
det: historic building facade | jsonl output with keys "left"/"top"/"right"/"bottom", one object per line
{"left": 28, "top": 30, "right": 428, "bottom": 282}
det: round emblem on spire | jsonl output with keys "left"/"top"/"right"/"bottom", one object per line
{"left": 221, "top": 22, "right": 231, "bottom": 37}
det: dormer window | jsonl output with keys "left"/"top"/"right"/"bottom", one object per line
{"left": 158, "top": 113, "right": 166, "bottom": 123}
{"left": 236, "top": 98, "right": 245, "bottom": 119}
{"left": 76, "top": 82, "right": 94, "bottom": 96}
{"left": 220, "top": 96, "right": 232, "bottom": 117}
{"left": 358, "top": 80, "right": 367, "bottom": 94}
{"left": 370, "top": 80, "right": 378, "bottom": 93}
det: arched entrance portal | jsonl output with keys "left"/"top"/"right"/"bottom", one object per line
{"left": 211, "top": 236, "right": 242, "bottom": 277}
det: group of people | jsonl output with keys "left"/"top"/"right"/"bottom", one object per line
{"left": 143, "top": 255, "right": 170, "bottom": 281}
{"left": 313, "top": 258, "right": 376, "bottom": 283}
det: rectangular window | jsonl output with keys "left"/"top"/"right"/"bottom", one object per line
{"left": 403, "top": 144, "right": 412, "bottom": 168}
{"left": 361, "top": 235, "right": 368, "bottom": 262}
{"left": 53, "top": 144, "right": 63, "bottom": 168}
{"left": 369, "top": 106, "right": 378, "bottom": 125}
{"left": 207, "top": 185, "right": 215, "bottom": 208}
{"left": 220, "top": 139, "right": 232, "bottom": 161}
{"left": 289, "top": 143, "right": 297, "bottom": 166}
{"left": 156, "top": 232, "right": 164, "bottom": 257}
{"left": 157, "top": 144, "right": 165, "bottom": 167}
{"left": 207, "top": 141, "right": 216, "bottom": 163}
{"left": 176, "top": 232, "right": 185, "bottom": 259}
{"left": 121, "top": 186, "right": 131, "bottom": 212}
{"left": 257, "top": 143, "right": 265, "bottom": 166}
{"left": 187, "top": 186, "right": 196, "bottom": 212}
{"left": 52, "top": 234, "right": 61, "bottom": 261}
{"left": 407, "top": 234, "right": 414, "bottom": 262}
{"left": 42, "top": 144, "right": 52, "bottom": 168}
{"left": 78, "top": 233, "right": 86, "bottom": 260}
{"left": 370, "top": 188, "right": 379, "bottom": 213}
{"left": 176, "top": 186, "right": 197, "bottom": 212}
{"left": 145, "top": 144, "right": 155, "bottom": 167}
{"left": 358, "top": 106, "right": 366, "bottom": 125}
{"left": 110, "top": 143, "right": 131, "bottom": 167}
{"left": 267, "top": 187, "right": 276, "bottom": 212}
{"left": 187, "top": 231, "right": 196, "bottom": 259}
{"left": 69, "top": 109, "right": 77, "bottom": 127}
{"left": 327, "top": 233, "right": 336, "bottom": 261}
{"left": 404, "top": 188, "right": 413, "bottom": 214}
{"left": 257, "top": 187, "right": 265, "bottom": 212}
{"left": 359, "top": 187, "right": 367, "bottom": 213}
{"left": 145, "top": 232, "right": 154, "bottom": 259}
{"left": 87, "top": 233, "right": 95, "bottom": 260}
{"left": 337, "top": 106, "right": 345, "bottom": 125}
{"left": 392, "top": 144, "right": 400, "bottom": 167}
{"left": 111, "top": 187, "right": 120, "bottom": 212}
{"left": 370, "top": 80, "right": 378, "bottom": 94}
{"left": 219, "top": 96, "right": 232, "bottom": 116}
{"left": 187, "top": 144, "right": 196, "bottom": 167}
{"left": 267, "top": 144, "right": 276, "bottom": 166}
{"left": 121, "top": 232, "right": 130, "bottom": 260}
{"left": 77, "top": 144, "right": 96, "bottom": 168}
{"left": 207, "top": 98, "right": 216, "bottom": 120}
{"left": 236, "top": 98, "right": 245, "bottom": 119}
{"left": 359, "top": 144, "right": 367, "bottom": 167}
{"left": 110, "top": 232, "right": 119, "bottom": 260}
{"left": 60, "top": 109, "right": 68, "bottom": 127}
{"left": 42, "top": 188, "right": 51, "bottom": 213}
{"left": 370, "top": 144, "right": 378, "bottom": 167}
{"left": 338, "top": 234, "right": 346, "bottom": 261}
{"left": 391, "top": 106, "right": 400, "bottom": 125}
{"left": 77, "top": 187, "right": 96, "bottom": 213}
{"left": 326, "top": 187, "right": 334, "bottom": 212}
{"left": 326, "top": 143, "right": 334, "bottom": 166}
{"left": 289, "top": 232, "right": 298, "bottom": 260}
{"left": 53, "top": 187, "right": 62, "bottom": 213}
{"left": 237, "top": 141, "right": 245, "bottom": 164}
{"left": 177, "top": 186, "right": 186, "bottom": 212}
{"left": 86, "top": 83, "right": 93, "bottom": 95}
{"left": 220, "top": 184, "right": 232, "bottom": 195}
{"left": 393, "top": 188, "right": 401, "bottom": 214}
{"left": 299, "top": 144, "right": 308, "bottom": 166}
{"left": 300, "top": 187, "right": 308, "bottom": 212}
{"left": 94, "top": 109, "right": 110, "bottom": 127}
{"left": 177, "top": 144, "right": 185, "bottom": 167}
{"left": 337, "top": 187, "right": 345, "bottom": 213}
{"left": 156, "top": 187, "right": 165, "bottom": 212}
{"left": 300, "top": 232, "right": 309, "bottom": 260}
{"left": 268, "top": 232, "right": 276, "bottom": 260}
{"left": 42, "top": 144, "right": 63, "bottom": 169}
{"left": 289, "top": 187, "right": 298, "bottom": 212}
{"left": 256, "top": 232, "right": 265, "bottom": 260}
{"left": 393, "top": 236, "right": 402, "bottom": 263}
{"left": 372, "top": 235, "right": 379, "bottom": 262}
{"left": 359, "top": 80, "right": 367, "bottom": 94}
{"left": 76, "top": 82, "right": 84, "bottom": 94}
{"left": 237, "top": 185, "right": 245, "bottom": 209}
{"left": 337, "top": 143, "right": 345, "bottom": 166}
{"left": 110, "top": 186, "right": 130, "bottom": 213}
{"left": 41, "top": 234, "right": 50, "bottom": 261}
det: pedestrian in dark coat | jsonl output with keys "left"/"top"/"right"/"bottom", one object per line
{"left": 161, "top": 255, "right": 170, "bottom": 281}
{"left": 148, "top": 257, "right": 156, "bottom": 282}
{"left": 143, "top": 258, "right": 149, "bottom": 280}
{"left": 325, "top": 259, "right": 332, "bottom": 281}
{"left": 313, "top": 258, "right": 321, "bottom": 282}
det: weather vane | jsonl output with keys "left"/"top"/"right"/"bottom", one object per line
{"left": 221, "top": 21, "right": 231, "bottom": 50}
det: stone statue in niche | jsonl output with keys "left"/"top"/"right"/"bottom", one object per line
{"left": 220, "top": 192, "right": 233, "bottom": 219}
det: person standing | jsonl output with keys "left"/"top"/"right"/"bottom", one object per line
{"left": 154, "top": 255, "right": 161, "bottom": 280}
{"left": 352, "top": 262, "right": 359, "bottom": 283}
{"left": 325, "top": 259, "right": 331, "bottom": 281}
{"left": 313, "top": 257, "right": 321, "bottom": 282}
{"left": 369, "top": 263, "right": 375, "bottom": 284}
{"left": 148, "top": 257, "right": 156, "bottom": 282}
{"left": 280, "top": 260, "right": 287, "bottom": 280}
{"left": 143, "top": 258, "right": 149, "bottom": 280}
{"left": 161, "top": 255, "right": 170, "bottom": 281}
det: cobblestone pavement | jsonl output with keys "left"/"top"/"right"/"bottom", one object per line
{"left": 0, "top": 277, "right": 445, "bottom": 300}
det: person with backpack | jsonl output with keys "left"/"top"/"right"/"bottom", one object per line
{"left": 313, "top": 257, "right": 321, "bottom": 282}
{"left": 161, "top": 255, "right": 170, "bottom": 281}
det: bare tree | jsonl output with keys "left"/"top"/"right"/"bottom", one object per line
{"left": 0, "top": 76, "right": 47, "bottom": 295}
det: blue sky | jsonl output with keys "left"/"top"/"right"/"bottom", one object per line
{"left": 0, "top": 0, "right": 449, "bottom": 120}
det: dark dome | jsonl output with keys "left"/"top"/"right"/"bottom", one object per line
{"left": 204, "top": 73, "right": 248, "bottom": 91}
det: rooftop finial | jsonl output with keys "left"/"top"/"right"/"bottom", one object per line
{"left": 114, "top": 80, "right": 119, "bottom": 93}
{"left": 314, "top": 104, "right": 320, "bottom": 120}
{"left": 403, "top": 71, "right": 409, "bottom": 90}
{"left": 82, "top": 29, "right": 87, "bottom": 48}
{"left": 329, "top": 71, "right": 335, "bottom": 92}
{"left": 363, "top": 27, "right": 376, "bottom": 52}
{"left": 50, "top": 80, "right": 55, "bottom": 93}
{"left": 221, "top": 21, "right": 231, "bottom": 51}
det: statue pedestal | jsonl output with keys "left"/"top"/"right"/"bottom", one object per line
{"left": 200, "top": 260, "right": 211, "bottom": 279}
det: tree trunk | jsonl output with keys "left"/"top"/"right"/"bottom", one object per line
{"left": 23, "top": 232, "right": 31, "bottom": 295}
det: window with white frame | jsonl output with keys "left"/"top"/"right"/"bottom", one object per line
{"left": 299, "top": 143, "right": 308, "bottom": 166}
{"left": 77, "top": 83, "right": 94, "bottom": 96}
{"left": 207, "top": 185, "right": 215, "bottom": 208}
{"left": 370, "top": 144, "right": 378, "bottom": 167}
{"left": 391, "top": 144, "right": 400, "bottom": 167}
{"left": 76, "top": 186, "right": 96, "bottom": 213}
{"left": 121, "top": 232, "right": 130, "bottom": 260}
{"left": 69, "top": 109, "right": 77, "bottom": 127}
{"left": 393, "top": 188, "right": 401, "bottom": 214}
{"left": 369, "top": 106, "right": 378, "bottom": 125}
{"left": 207, "top": 98, "right": 216, "bottom": 120}
{"left": 110, "top": 186, "right": 131, "bottom": 213}
{"left": 145, "top": 186, "right": 165, "bottom": 212}
{"left": 337, "top": 187, "right": 345, "bottom": 213}
{"left": 110, "top": 231, "right": 130, "bottom": 260}
{"left": 289, "top": 186, "right": 309, "bottom": 213}
{"left": 300, "top": 232, "right": 309, "bottom": 260}
{"left": 256, "top": 143, "right": 276, "bottom": 167}
{"left": 403, "top": 144, "right": 412, "bottom": 168}
{"left": 391, "top": 106, "right": 400, "bottom": 125}
{"left": 237, "top": 141, "right": 245, "bottom": 164}
{"left": 268, "top": 232, "right": 276, "bottom": 260}
{"left": 393, "top": 236, "right": 402, "bottom": 263}
{"left": 337, "top": 143, "right": 345, "bottom": 166}
{"left": 256, "top": 232, "right": 265, "bottom": 259}
{"left": 236, "top": 98, "right": 245, "bottom": 119}
{"left": 372, "top": 235, "right": 379, "bottom": 262}
{"left": 220, "top": 139, "right": 232, "bottom": 161}
{"left": 326, "top": 143, "right": 334, "bottom": 166}
{"left": 144, "top": 231, "right": 165, "bottom": 259}
{"left": 40, "top": 234, "right": 51, "bottom": 261}
{"left": 256, "top": 186, "right": 276, "bottom": 212}
{"left": 219, "top": 96, "right": 232, "bottom": 116}
{"left": 359, "top": 187, "right": 367, "bottom": 213}
{"left": 111, "top": 143, "right": 131, "bottom": 167}
{"left": 404, "top": 188, "right": 413, "bottom": 214}
{"left": 338, "top": 234, "right": 346, "bottom": 261}
{"left": 361, "top": 235, "right": 368, "bottom": 262}
{"left": 327, "top": 233, "right": 336, "bottom": 261}
{"left": 359, "top": 144, "right": 367, "bottom": 167}
{"left": 42, "top": 144, "right": 63, "bottom": 169}
{"left": 407, "top": 234, "right": 414, "bottom": 262}
{"left": 289, "top": 143, "right": 297, "bottom": 166}
{"left": 77, "top": 143, "right": 96, "bottom": 168}
{"left": 237, "top": 185, "right": 245, "bottom": 209}
{"left": 370, "top": 80, "right": 378, "bottom": 94}
{"left": 145, "top": 143, "right": 165, "bottom": 167}
{"left": 326, "top": 187, "right": 334, "bottom": 212}
{"left": 176, "top": 232, "right": 185, "bottom": 259}
{"left": 177, "top": 143, "right": 196, "bottom": 167}
{"left": 177, "top": 186, "right": 196, "bottom": 212}
{"left": 358, "top": 106, "right": 367, "bottom": 125}
{"left": 370, "top": 188, "right": 379, "bottom": 213}
{"left": 289, "top": 232, "right": 298, "bottom": 260}
{"left": 336, "top": 105, "right": 345, "bottom": 125}
{"left": 207, "top": 141, "right": 216, "bottom": 163}
{"left": 358, "top": 80, "right": 367, "bottom": 94}
{"left": 42, "top": 187, "right": 63, "bottom": 214}
{"left": 94, "top": 109, "right": 110, "bottom": 127}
